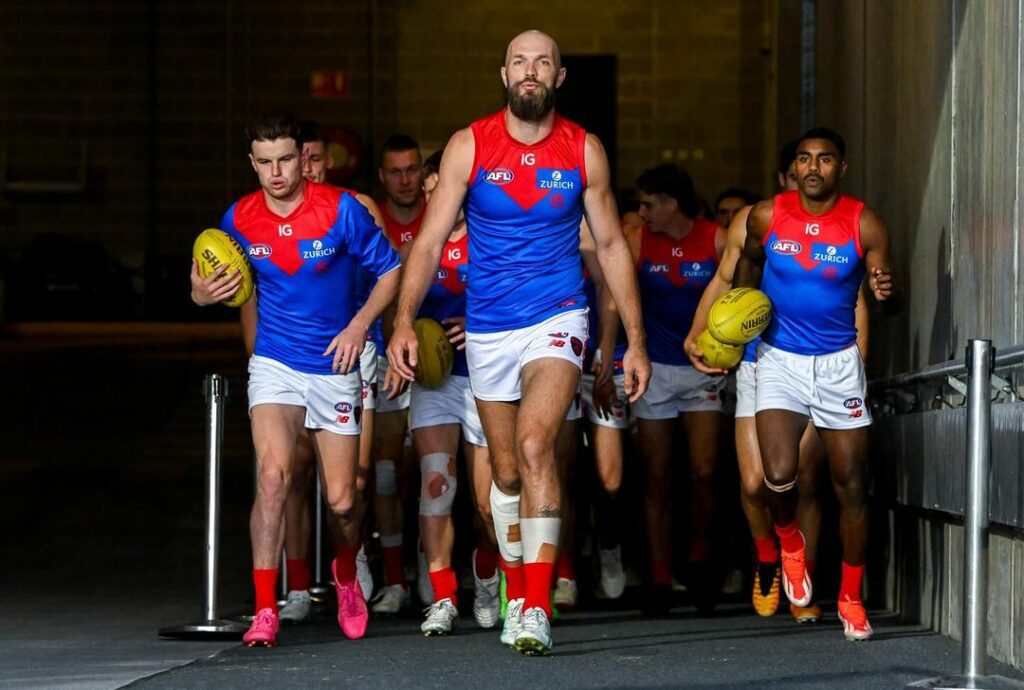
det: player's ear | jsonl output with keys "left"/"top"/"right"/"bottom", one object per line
{"left": 327, "top": 151, "right": 335, "bottom": 169}
{"left": 840, "top": 160, "right": 848, "bottom": 179}
{"left": 555, "top": 67, "right": 566, "bottom": 89}
{"left": 248, "top": 153, "right": 258, "bottom": 173}
{"left": 500, "top": 66, "right": 509, "bottom": 88}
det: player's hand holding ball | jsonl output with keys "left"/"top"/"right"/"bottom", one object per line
{"left": 190, "top": 229, "right": 253, "bottom": 307}
{"left": 441, "top": 316, "right": 467, "bottom": 351}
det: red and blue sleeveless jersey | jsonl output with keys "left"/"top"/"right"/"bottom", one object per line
{"left": 221, "top": 182, "right": 400, "bottom": 375}
{"left": 464, "top": 110, "right": 588, "bottom": 332}
{"left": 381, "top": 202, "right": 425, "bottom": 248}
{"left": 760, "top": 190, "right": 865, "bottom": 355}
{"left": 582, "top": 272, "right": 627, "bottom": 374}
{"left": 638, "top": 219, "right": 720, "bottom": 366}
{"left": 418, "top": 232, "right": 470, "bottom": 377}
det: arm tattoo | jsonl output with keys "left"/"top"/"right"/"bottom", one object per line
{"left": 536, "top": 505, "right": 561, "bottom": 518}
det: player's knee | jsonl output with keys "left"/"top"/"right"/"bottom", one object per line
{"left": 257, "top": 465, "right": 290, "bottom": 503}
{"left": 327, "top": 492, "right": 356, "bottom": 522}
{"left": 419, "top": 452, "right": 457, "bottom": 516}
{"left": 354, "top": 465, "right": 370, "bottom": 495}
{"left": 740, "top": 470, "right": 765, "bottom": 501}
{"left": 374, "top": 459, "right": 397, "bottom": 496}
{"left": 690, "top": 462, "right": 714, "bottom": 488}
{"left": 492, "top": 469, "right": 521, "bottom": 495}
{"left": 517, "top": 432, "right": 552, "bottom": 471}
{"left": 763, "top": 464, "right": 797, "bottom": 493}
{"left": 832, "top": 471, "right": 867, "bottom": 506}
{"left": 599, "top": 469, "right": 622, "bottom": 496}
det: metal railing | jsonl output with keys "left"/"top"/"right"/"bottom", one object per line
{"left": 883, "top": 341, "right": 1024, "bottom": 689}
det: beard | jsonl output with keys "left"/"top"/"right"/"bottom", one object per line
{"left": 507, "top": 79, "right": 556, "bottom": 122}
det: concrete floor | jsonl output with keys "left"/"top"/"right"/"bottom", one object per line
{"left": 2, "top": 325, "right": 1021, "bottom": 689}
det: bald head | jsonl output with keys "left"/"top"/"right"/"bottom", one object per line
{"left": 504, "top": 29, "right": 561, "bottom": 70}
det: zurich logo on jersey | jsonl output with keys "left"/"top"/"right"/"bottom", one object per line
{"left": 457, "top": 264, "right": 468, "bottom": 282}
{"left": 537, "top": 168, "right": 576, "bottom": 190}
{"left": 771, "top": 239, "right": 802, "bottom": 255}
{"left": 248, "top": 243, "right": 272, "bottom": 259}
{"left": 681, "top": 260, "right": 714, "bottom": 279}
{"left": 300, "top": 238, "right": 337, "bottom": 260}
{"left": 485, "top": 168, "right": 514, "bottom": 185}
{"left": 812, "top": 243, "right": 851, "bottom": 264}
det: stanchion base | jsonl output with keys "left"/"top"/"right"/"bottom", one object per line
{"left": 158, "top": 619, "right": 248, "bottom": 640}
{"left": 908, "top": 675, "right": 1024, "bottom": 689}
{"left": 309, "top": 583, "right": 332, "bottom": 603}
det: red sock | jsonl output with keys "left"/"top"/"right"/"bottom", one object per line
{"left": 556, "top": 550, "right": 575, "bottom": 581}
{"left": 500, "top": 558, "right": 525, "bottom": 600}
{"left": 840, "top": 561, "right": 864, "bottom": 601}
{"left": 774, "top": 521, "right": 804, "bottom": 554}
{"left": 334, "top": 545, "right": 358, "bottom": 583}
{"left": 286, "top": 558, "right": 311, "bottom": 592}
{"left": 382, "top": 545, "right": 406, "bottom": 587}
{"left": 524, "top": 562, "right": 555, "bottom": 616}
{"left": 253, "top": 568, "right": 278, "bottom": 613}
{"left": 475, "top": 546, "right": 498, "bottom": 580}
{"left": 754, "top": 536, "right": 779, "bottom": 564}
{"left": 429, "top": 567, "right": 458, "bottom": 605}
{"left": 651, "top": 558, "right": 672, "bottom": 586}
{"left": 689, "top": 537, "right": 709, "bottom": 562}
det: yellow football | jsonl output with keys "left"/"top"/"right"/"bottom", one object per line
{"left": 192, "top": 228, "right": 254, "bottom": 307}
{"left": 707, "top": 288, "right": 772, "bottom": 345}
{"left": 697, "top": 329, "right": 744, "bottom": 370}
{"left": 414, "top": 317, "right": 454, "bottom": 388}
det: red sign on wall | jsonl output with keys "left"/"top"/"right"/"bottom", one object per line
{"left": 310, "top": 71, "right": 348, "bottom": 99}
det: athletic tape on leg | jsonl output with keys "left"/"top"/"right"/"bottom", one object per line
{"left": 375, "top": 460, "right": 397, "bottom": 496}
{"left": 490, "top": 481, "right": 522, "bottom": 562}
{"left": 764, "top": 477, "right": 797, "bottom": 493}
{"left": 521, "top": 517, "right": 561, "bottom": 564}
{"left": 419, "top": 452, "right": 456, "bottom": 516}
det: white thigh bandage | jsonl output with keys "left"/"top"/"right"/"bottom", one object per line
{"left": 419, "top": 453, "right": 457, "bottom": 516}
{"left": 375, "top": 460, "right": 397, "bottom": 496}
{"left": 490, "top": 482, "right": 522, "bottom": 562}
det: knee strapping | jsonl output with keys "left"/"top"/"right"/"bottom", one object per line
{"left": 419, "top": 453, "right": 456, "bottom": 516}
{"left": 490, "top": 481, "right": 523, "bottom": 562}
{"left": 764, "top": 477, "right": 797, "bottom": 493}
{"left": 375, "top": 460, "right": 397, "bottom": 496}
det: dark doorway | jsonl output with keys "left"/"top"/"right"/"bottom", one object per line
{"left": 558, "top": 55, "right": 618, "bottom": 189}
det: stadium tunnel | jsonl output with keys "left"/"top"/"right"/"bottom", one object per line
{"left": 2, "top": 1, "right": 1024, "bottom": 687}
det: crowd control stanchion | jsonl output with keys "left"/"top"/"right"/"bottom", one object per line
{"left": 159, "top": 374, "right": 247, "bottom": 640}
{"left": 308, "top": 472, "right": 331, "bottom": 601}
{"left": 910, "top": 341, "right": 1023, "bottom": 689}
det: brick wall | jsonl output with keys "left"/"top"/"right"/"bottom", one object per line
{"left": 0, "top": 0, "right": 774, "bottom": 318}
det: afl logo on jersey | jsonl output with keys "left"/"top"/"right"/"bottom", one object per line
{"left": 437, "top": 268, "right": 448, "bottom": 280}
{"left": 248, "top": 243, "right": 272, "bottom": 259}
{"left": 485, "top": 168, "right": 514, "bottom": 185}
{"left": 771, "top": 239, "right": 802, "bottom": 256}
{"left": 843, "top": 397, "right": 863, "bottom": 410}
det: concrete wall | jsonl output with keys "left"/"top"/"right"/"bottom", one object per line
{"left": 814, "top": 0, "right": 1024, "bottom": 376}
